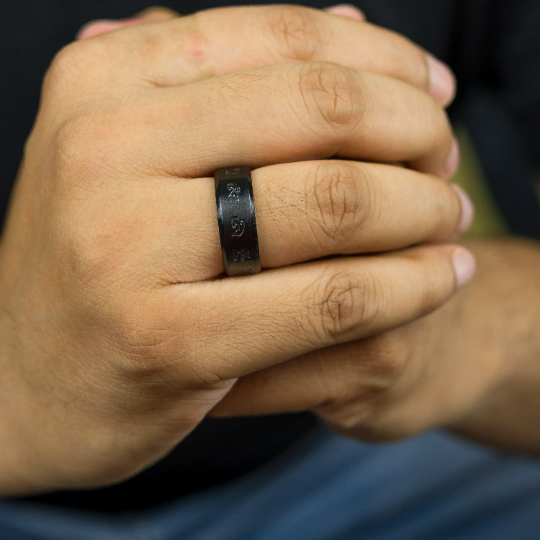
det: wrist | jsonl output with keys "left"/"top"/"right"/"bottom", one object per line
{"left": 0, "top": 310, "right": 53, "bottom": 495}
{"left": 444, "top": 238, "right": 540, "bottom": 454}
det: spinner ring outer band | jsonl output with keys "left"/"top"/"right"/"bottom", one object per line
{"left": 214, "top": 167, "right": 261, "bottom": 277}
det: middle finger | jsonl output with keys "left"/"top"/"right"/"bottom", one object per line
{"left": 115, "top": 62, "right": 456, "bottom": 179}
{"left": 90, "top": 5, "right": 453, "bottom": 106}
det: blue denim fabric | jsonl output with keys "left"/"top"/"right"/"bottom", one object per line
{"left": 2, "top": 427, "right": 540, "bottom": 540}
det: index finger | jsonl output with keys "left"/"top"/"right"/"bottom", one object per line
{"left": 90, "top": 5, "right": 455, "bottom": 105}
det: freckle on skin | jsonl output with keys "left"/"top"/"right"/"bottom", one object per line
{"left": 184, "top": 34, "right": 209, "bottom": 62}
{"left": 189, "top": 47, "right": 205, "bottom": 58}
{"left": 180, "top": 34, "right": 216, "bottom": 80}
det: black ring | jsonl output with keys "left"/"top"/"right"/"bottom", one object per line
{"left": 214, "top": 167, "right": 261, "bottom": 276}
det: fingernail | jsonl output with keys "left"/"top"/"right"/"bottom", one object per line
{"left": 324, "top": 4, "right": 366, "bottom": 20}
{"left": 441, "top": 137, "right": 460, "bottom": 180}
{"left": 76, "top": 18, "right": 142, "bottom": 40}
{"left": 451, "top": 184, "right": 475, "bottom": 233}
{"left": 426, "top": 54, "right": 456, "bottom": 107}
{"left": 452, "top": 247, "right": 476, "bottom": 288}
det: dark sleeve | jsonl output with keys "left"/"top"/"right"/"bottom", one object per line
{"left": 448, "top": 0, "right": 540, "bottom": 237}
{"left": 493, "top": 0, "right": 540, "bottom": 161}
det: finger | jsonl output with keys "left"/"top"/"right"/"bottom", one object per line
{"left": 152, "top": 245, "right": 475, "bottom": 384}
{"left": 77, "top": 6, "right": 179, "bottom": 40}
{"left": 144, "top": 162, "right": 472, "bottom": 281}
{"left": 253, "top": 163, "right": 473, "bottom": 268}
{"left": 92, "top": 5, "right": 455, "bottom": 105}
{"left": 77, "top": 19, "right": 147, "bottom": 40}
{"left": 63, "top": 162, "right": 472, "bottom": 288}
{"left": 210, "top": 336, "right": 404, "bottom": 417}
{"left": 210, "top": 328, "right": 450, "bottom": 438}
{"left": 134, "top": 6, "right": 181, "bottom": 21}
{"left": 324, "top": 5, "right": 366, "bottom": 21}
{"left": 135, "top": 63, "right": 456, "bottom": 178}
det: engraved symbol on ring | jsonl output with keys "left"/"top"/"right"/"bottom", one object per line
{"left": 233, "top": 248, "right": 251, "bottom": 262}
{"left": 231, "top": 217, "right": 246, "bottom": 237}
{"left": 225, "top": 168, "right": 241, "bottom": 176}
{"left": 227, "top": 183, "right": 241, "bottom": 199}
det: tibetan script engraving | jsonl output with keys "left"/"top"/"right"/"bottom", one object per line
{"left": 231, "top": 217, "right": 246, "bottom": 237}
{"left": 227, "top": 183, "right": 241, "bottom": 199}
{"left": 233, "top": 248, "right": 251, "bottom": 262}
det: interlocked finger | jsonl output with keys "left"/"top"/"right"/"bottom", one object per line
{"left": 252, "top": 161, "right": 469, "bottom": 269}
{"left": 116, "top": 63, "right": 456, "bottom": 179}
{"left": 76, "top": 5, "right": 454, "bottom": 105}
{"left": 82, "top": 159, "right": 470, "bottom": 286}
{"left": 147, "top": 244, "right": 465, "bottom": 384}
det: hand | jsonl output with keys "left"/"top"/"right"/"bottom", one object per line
{"left": 211, "top": 261, "right": 482, "bottom": 441}
{"left": 0, "top": 5, "right": 472, "bottom": 494}
{"left": 214, "top": 240, "right": 526, "bottom": 447}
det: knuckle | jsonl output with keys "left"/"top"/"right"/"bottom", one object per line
{"left": 54, "top": 220, "right": 130, "bottom": 314}
{"left": 51, "top": 107, "right": 141, "bottom": 182}
{"left": 317, "top": 401, "right": 373, "bottom": 431}
{"left": 306, "top": 161, "right": 371, "bottom": 248}
{"left": 52, "top": 195, "right": 144, "bottom": 306}
{"left": 46, "top": 42, "right": 86, "bottom": 85}
{"left": 44, "top": 40, "right": 104, "bottom": 98}
{"left": 54, "top": 226, "right": 192, "bottom": 379}
{"left": 313, "top": 334, "right": 415, "bottom": 439}
{"left": 90, "top": 292, "right": 190, "bottom": 382}
{"left": 315, "top": 335, "right": 409, "bottom": 425}
{"left": 323, "top": 406, "right": 409, "bottom": 440}
{"left": 52, "top": 225, "right": 197, "bottom": 386}
{"left": 295, "top": 62, "right": 359, "bottom": 130}
{"left": 49, "top": 115, "right": 110, "bottom": 190}
{"left": 359, "top": 333, "right": 410, "bottom": 384}
{"left": 103, "top": 304, "right": 201, "bottom": 392}
{"left": 306, "top": 267, "right": 380, "bottom": 343}
{"left": 266, "top": 5, "right": 320, "bottom": 61}
{"left": 51, "top": 116, "right": 91, "bottom": 170}
{"left": 110, "top": 305, "right": 179, "bottom": 368}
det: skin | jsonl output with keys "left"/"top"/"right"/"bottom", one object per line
{"left": 0, "top": 5, "right": 475, "bottom": 495}
{"left": 205, "top": 7, "right": 540, "bottom": 457}
{"left": 213, "top": 238, "right": 540, "bottom": 456}
{"left": 78, "top": 7, "right": 540, "bottom": 456}
{"left": 213, "top": 239, "right": 540, "bottom": 448}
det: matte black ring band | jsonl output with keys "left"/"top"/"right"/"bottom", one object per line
{"left": 214, "top": 167, "right": 261, "bottom": 276}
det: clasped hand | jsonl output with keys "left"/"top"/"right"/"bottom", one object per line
{"left": 0, "top": 5, "right": 474, "bottom": 494}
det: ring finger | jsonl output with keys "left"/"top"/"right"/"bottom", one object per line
{"left": 168, "top": 161, "right": 469, "bottom": 281}
{"left": 70, "top": 158, "right": 471, "bottom": 285}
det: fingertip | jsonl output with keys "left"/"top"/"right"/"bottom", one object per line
{"left": 324, "top": 4, "right": 366, "bottom": 20}
{"left": 76, "top": 18, "right": 143, "bottom": 40}
{"left": 452, "top": 246, "right": 476, "bottom": 288}
{"left": 451, "top": 184, "right": 475, "bottom": 234}
{"left": 77, "top": 20, "right": 118, "bottom": 40}
{"left": 426, "top": 54, "right": 456, "bottom": 107}
{"left": 433, "top": 137, "right": 460, "bottom": 180}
